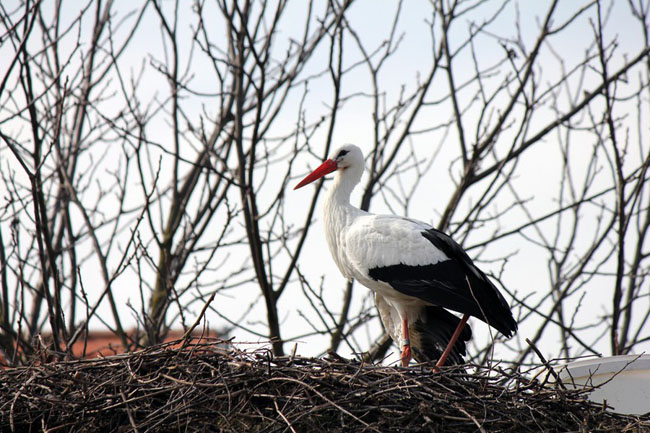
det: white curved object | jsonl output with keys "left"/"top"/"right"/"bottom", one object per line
{"left": 557, "top": 354, "right": 650, "bottom": 415}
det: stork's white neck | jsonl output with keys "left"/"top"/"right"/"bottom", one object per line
{"left": 328, "top": 164, "right": 363, "bottom": 205}
{"left": 323, "top": 163, "right": 365, "bottom": 279}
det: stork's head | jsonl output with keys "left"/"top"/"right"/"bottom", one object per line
{"left": 294, "top": 144, "right": 364, "bottom": 190}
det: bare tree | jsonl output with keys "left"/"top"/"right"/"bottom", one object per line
{"left": 292, "top": 0, "right": 650, "bottom": 365}
{"left": 1, "top": 0, "right": 649, "bottom": 368}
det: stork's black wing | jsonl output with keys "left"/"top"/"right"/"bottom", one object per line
{"left": 369, "top": 228, "right": 517, "bottom": 337}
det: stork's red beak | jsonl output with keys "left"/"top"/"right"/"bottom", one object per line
{"left": 294, "top": 159, "right": 337, "bottom": 189}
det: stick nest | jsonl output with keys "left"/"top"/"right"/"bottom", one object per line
{"left": 1, "top": 339, "right": 648, "bottom": 432}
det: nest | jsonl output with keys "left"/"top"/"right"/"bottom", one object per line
{"left": 1, "top": 339, "right": 648, "bottom": 432}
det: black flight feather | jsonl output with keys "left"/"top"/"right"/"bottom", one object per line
{"left": 411, "top": 306, "right": 472, "bottom": 365}
{"left": 368, "top": 228, "right": 517, "bottom": 337}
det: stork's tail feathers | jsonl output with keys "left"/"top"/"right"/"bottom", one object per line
{"left": 410, "top": 306, "right": 472, "bottom": 365}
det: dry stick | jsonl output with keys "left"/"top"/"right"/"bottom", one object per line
{"left": 455, "top": 404, "right": 488, "bottom": 433}
{"left": 120, "top": 390, "right": 141, "bottom": 433}
{"left": 10, "top": 372, "right": 37, "bottom": 432}
{"left": 525, "top": 337, "right": 566, "bottom": 390}
{"left": 180, "top": 292, "right": 216, "bottom": 350}
{"left": 436, "top": 314, "right": 470, "bottom": 368}
{"left": 274, "top": 398, "right": 298, "bottom": 433}
{"left": 265, "top": 377, "right": 380, "bottom": 432}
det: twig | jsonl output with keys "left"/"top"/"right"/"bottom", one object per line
{"left": 180, "top": 292, "right": 216, "bottom": 350}
{"left": 274, "top": 398, "right": 298, "bottom": 433}
{"left": 526, "top": 337, "right": 566, "bottom": 390}
{"left": 120, "top": 390, "right": 140, "bottom": 433}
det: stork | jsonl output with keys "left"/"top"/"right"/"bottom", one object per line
{"left": 294, "top": 144, "right": 517, "bottom": 367}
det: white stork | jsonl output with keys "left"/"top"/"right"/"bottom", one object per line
{"left": 294, "top": 144, "right": 517, "bottom": 367}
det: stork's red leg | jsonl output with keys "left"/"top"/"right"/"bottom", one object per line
{"left": 400, "top": 316, "right": 412, "bottom": 366}
{"left": 435, "top": 314, "right": 470, "bottom": 368}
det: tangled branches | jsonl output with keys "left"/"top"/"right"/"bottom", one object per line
{"left": 1, "top": 339, "right": 647, "bottom": 432}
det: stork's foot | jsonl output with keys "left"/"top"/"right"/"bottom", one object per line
{"left": 400, "top": 343, "right": 412, "bottom": 367}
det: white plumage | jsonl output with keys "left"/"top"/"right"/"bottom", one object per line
{"left": 295, "top": 144, "right": 516, "bottom": 366}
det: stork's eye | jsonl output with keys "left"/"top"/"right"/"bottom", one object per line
{"left": 337, "top": 149, "right": 349, "bottom": 158}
